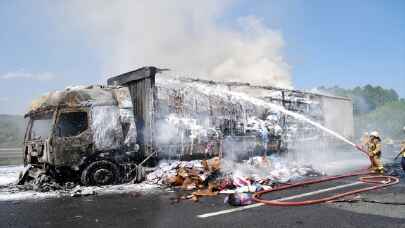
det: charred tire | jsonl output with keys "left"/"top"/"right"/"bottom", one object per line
{"left": 81, "top": 160, "right": 121, "bottom": 186}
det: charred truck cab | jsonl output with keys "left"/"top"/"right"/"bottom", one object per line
{"left": 23, "top": 93, "right": 139, "bottom": 185}
{"left": 21, "top": 67, "right": 160, "bottom": 186}
{"left": 21, "top": 73, "right": 151, "bottom": 186}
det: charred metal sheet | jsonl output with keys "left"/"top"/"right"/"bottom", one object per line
{"left": 27, "top": 86, "right": 118, "bottom": 116}
{"left": 107, "top": 67, "right": 163, "bottom": 157}
{"left": 106, "top": 66, "right": 169, "bottom": 86}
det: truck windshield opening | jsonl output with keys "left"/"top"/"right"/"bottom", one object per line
{"left": 30, "top": 113, "right": 53, "bottom": 140}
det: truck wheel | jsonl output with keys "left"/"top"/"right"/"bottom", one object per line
{"left": 81, "top": 160, "right": 120, "bottom": 186}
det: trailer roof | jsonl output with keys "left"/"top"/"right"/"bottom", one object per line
{"left": 174, "top": 77, "right": 352, "bottom": 101}
{"left": 27, "top": 67, "right": 351, "bottom": 116}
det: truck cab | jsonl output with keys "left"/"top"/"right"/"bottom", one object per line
{"left": 22, "top": 86, "right": 140, "bottom": 186}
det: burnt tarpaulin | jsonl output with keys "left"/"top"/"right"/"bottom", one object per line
{"left": 107, "top": 67, "right": 160, "bottom": 157}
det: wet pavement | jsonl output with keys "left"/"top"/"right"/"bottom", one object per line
{"left": 1, "top": 183, "right": 405, "bottom": 228}
{"left": 1, "top": 167, "right": 404, "bottom": 228}
{"left": 0, "top": 152, "right": 404, "bottom": 228}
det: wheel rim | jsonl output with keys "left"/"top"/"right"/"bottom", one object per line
{"left": 93, "top": 168, "right": 114, "bottom": 185}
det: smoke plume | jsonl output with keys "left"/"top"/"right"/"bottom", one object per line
{"left": 59, "top": 0, "right": 292, "bottom": 88}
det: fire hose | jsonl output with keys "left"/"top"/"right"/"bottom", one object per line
{"left": 252, "top": 145, "right": 400, "bottom": 206}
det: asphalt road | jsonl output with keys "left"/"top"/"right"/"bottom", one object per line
{"left": 1, "top": 177, "right": 405, "bottom": 228}
{"left": 0, "top": 148, "right": 22, "bottom": 166}
{"left": 0, "top": 149, "right": 404, "bottom": 228}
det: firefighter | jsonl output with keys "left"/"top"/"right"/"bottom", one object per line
{"left": 368, "top": 131, "right": 384, "bottom": 174}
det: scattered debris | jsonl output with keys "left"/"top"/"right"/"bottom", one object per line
{"left": 146, "top": 155, "right": 323, "bottom": 204}
{"left": 70, "top": 186, "right": 97, "bottom": 197}
{"left": 225, "top": 193, "right": 254, "bottom": 206}
{"left": 0, "top": 165, "right": 161, "bottom": 201}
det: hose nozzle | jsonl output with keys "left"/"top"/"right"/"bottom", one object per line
{"left": 355, "top": 144, "right": 368, "bottom": 155}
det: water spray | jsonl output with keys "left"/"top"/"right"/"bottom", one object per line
{"left": 157, "top": 78, "right": 399, "bottom": 207}
{"left": 189, "top": 82, "right": 360, "bottom": 147}
{"left": 189, "top": 82, "right": 399, "bottom": 206}
{"left": 194, "top": 83, "right": 401, "bottom": 206}
{"left": 162, "top": 78, "right": 371, "bottom": 162}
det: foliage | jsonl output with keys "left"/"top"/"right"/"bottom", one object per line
{"left": 319, "top": 85, "right": 405, "bottom": 139}
{"left": 0, "top": 115, "right": 25, "bottom": 147}
{"left": 318, "top": 85, "right": 399, "bottom": 115}
{"left": 354, "top": 101, "right": 405, "bottom": 139}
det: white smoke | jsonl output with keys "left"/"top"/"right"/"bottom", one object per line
{"left": 58, "top": 0, "right": 292, "bottom": 88}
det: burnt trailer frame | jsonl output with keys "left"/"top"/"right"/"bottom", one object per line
{"left": 106, "top": 66, "right": 354, "bottom": 160}
{"left": 165, "top": 77, "right": 354, "bottom": 152}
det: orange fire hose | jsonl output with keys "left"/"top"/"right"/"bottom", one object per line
{"left": 252, "top": 146, "right": 400, "bottom": 206}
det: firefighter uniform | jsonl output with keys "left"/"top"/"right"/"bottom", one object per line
{"left": 368, "top": 131, "right": 384, "bottom": 174}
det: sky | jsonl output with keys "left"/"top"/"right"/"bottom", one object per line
{"left": 0, "top": 0, "right": 404, "bottom": 115}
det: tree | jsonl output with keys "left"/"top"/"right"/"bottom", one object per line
{"left": 318, "top": 85, "right": 400, "bottom": 115}
{"left": 318, "top": 85, "right": 404, "bottom": 139}
{"left": 355, "top": 101, "right": 405, "bottom": 139}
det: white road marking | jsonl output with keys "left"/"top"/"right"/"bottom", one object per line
{"left": 0, "top": 148, "right": 20, "bottom": 151}
{"left": 197, "top": 181, "right": 363, "bottom": 219}
{"left": 273, "top": 181, "right": 363, "bottom": 202}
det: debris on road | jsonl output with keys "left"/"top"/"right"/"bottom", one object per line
{"left": 3, "top": 153, "right": 323, "bottom": 203}
{"left": 225, "top": 193, "right": 254, "bottom": 206}
{"left": 146, "top": 155, "right": 324, "bottom": 203}
{"left": 70, "top": 186, "right": 97, "bottom": 197}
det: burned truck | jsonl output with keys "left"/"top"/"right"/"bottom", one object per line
{"left": 20, "top": 66, "right": 354, "bottom": 186}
